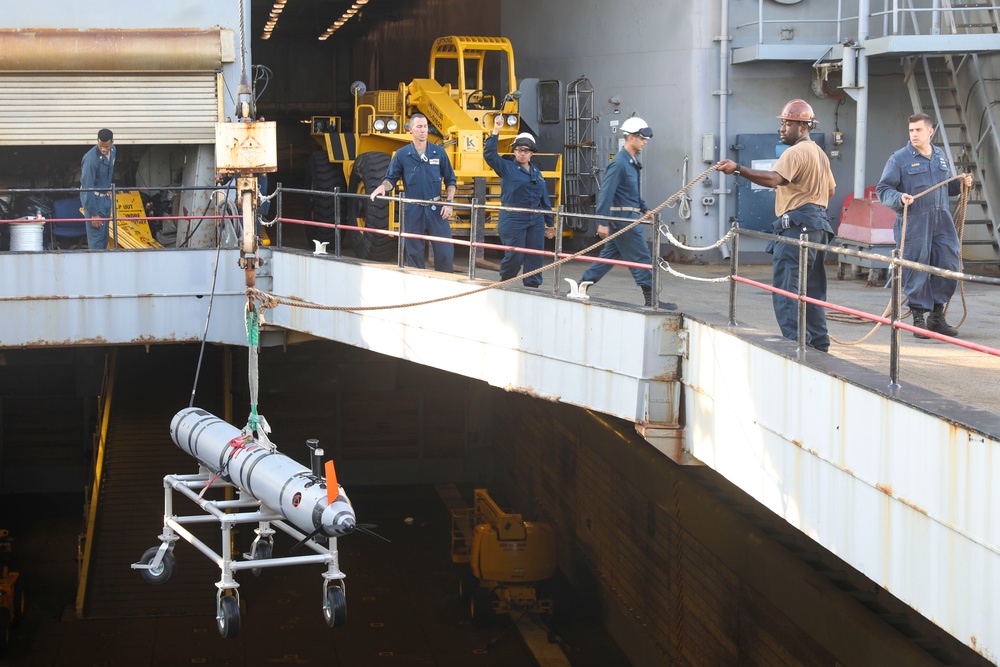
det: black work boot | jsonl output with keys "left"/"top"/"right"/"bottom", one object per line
{"left": 928, "top": 303, "right": 959, "bottom": 337}
{"left": 640, "top": 285, "right": 677, "bottom": 310}
{"left": 911, "top": 309, "right": 931, "bottom": 339}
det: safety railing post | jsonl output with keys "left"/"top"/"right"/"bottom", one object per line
{"left": 111, "top": 183, "right": 118, "bottom": 250}
{"left": 797, "top": 232, "right": 808, "bottom": 352}
{"left": 728, "top": 223, "right": 739, "bottom": 326}
{"left": 552, "top": 205, "right": 565, "bottom": 295}
{"left": 333, "top": 187, "right": 342, "bottom": 259}
{"left": 651, "top": 213, "right": 663, "bottom": 311}
{"left": 468, "top": 177, "right": 487, "bottom": 281}
{"left": 889, "top": 248, "right": 902, "bottom": 392}
{"left": 275, "top": 183, "right": 283, "bottom": 249}
{"left": 396, "top": 195, "right": 406, "bottom": 269}
{"left": 467, "top": 199, "right": 479, "bottom": 281}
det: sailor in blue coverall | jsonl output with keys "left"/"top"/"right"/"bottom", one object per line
{"left": 80, "top": 128, "right": 117, "bottom": 250}
{"left": 876, "top": 112, "right": 972, "bottom": 338}
{"left": 484, "top": 115, "right": 555, "bottom": 287}
{"left": 579, "top": 116, "right": 673, "bottom": 308}
{"left": 370, "top": 113, "right": 457, "bottom": 272}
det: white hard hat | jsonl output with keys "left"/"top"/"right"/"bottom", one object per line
{"left": 620, "top": 117, "right": 652, "bottom": 138}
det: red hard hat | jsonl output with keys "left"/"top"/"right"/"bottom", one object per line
{"left": 776, "top": 99, "right": 817, "bottom": 124}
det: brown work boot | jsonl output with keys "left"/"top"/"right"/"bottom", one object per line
{"left": 911, "top": 309, "right": 931, "bottom": 339}
{"left": 927, "top": 304, "right": 959, "bottom": 337}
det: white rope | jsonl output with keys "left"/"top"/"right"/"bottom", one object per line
{"left": 657, "top": 259, "right": 733, "bottom": 283}
{"left": 658, "top": 222, "right": 735, "bottom": 252}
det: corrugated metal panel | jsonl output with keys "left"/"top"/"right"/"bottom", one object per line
{"left": 0, "top": 72, "right": 220, "bottom": 145}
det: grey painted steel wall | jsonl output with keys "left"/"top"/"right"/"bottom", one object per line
{"left": 0, "top": 249, "right": 249, "bottom": 348}
{"left": 503, "top": 0, "right": 919, "bottom": 259}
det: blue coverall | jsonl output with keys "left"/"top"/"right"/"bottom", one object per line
{"left": 484, "top": 134, "right": 554, "bottom": 287}
{"left": 770, "top": 205, "right": 835, "bottom": 351}
{"left": 80, "top": 143, "right": 116, "bottom": 250}
{"left": 581, "top": 148, "right": 653, "bottom": 289}
{"left": 875, "top": 144, "right": 961, "bottom": 311}
{"left": 383, "top": 143, "right": 457, "bottom": 272}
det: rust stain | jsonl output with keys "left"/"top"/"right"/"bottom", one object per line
{"left": 896, "top": 495, "right": 929, "bottom": 516}
{"left": 876, "top": 482, "right": 894, "bottom": 496}
{"left": 503, "top": 384, "right": 559, "bottom": 402}
{"left": 19, "top": 336, "right": 109, "bottom": 347}
{"left": 791, "top": 438, "right": 803, "bottom": 448}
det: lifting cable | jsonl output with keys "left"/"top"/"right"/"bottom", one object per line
{"left": 828, "top": 174, "right": 970, "bottom": 347}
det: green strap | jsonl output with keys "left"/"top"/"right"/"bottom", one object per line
{"left": 246, "top": 307, "right": 261, "bottom": 432}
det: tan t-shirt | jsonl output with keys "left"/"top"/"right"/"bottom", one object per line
{"left": 771, "top": 139, "right": 836, "bottom": 216}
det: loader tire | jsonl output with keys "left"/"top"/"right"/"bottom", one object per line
{"left": 307, "top": 151, "right": 347, "bottom": 246}
{"left": 348, "top": 152, "right": 396, "bottom": 262}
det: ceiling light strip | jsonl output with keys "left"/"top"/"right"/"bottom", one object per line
{"left": 260, "top": 0, "right": 289, "bottom": 41}
{"left": 318, "top": 0, "right": 368, "bottom": 41}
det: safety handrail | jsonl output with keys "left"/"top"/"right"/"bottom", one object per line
{"left": 735, "top": 0, "right": 1000, "bottom": 45}
{"left": 0, "top": 183, "right": 252, "bottom": 251}
{"left": 273, "top": 182, "right": 1000, "bottom": 388}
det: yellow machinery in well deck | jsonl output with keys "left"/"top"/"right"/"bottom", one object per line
{"left": 0, "top": 529, "right": 24, "bottom": 657}
{"left": 451, "top": 489, "right": 556, "bottom": 626}
{"left": 308, "top": 36, "right": 562, "bottom": 258}
{"left": 111, "top": 191, "right": 162, "bottom": 249}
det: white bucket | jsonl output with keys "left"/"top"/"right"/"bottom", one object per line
{"left": 10, "top": 220, "right": 45, "bottom": 252}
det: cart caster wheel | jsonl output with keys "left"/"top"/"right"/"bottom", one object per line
{"left": 323, "top": 583, "right": 347, "bottom": 628}
{"left": 217, "top": 594, "right": 241, "bottom": 638}
{"left": 139, "top": 546, "right": 175, "bottom": 585}
{"left": 471, "top": 587, "right": 494, "bottom": 627}
{"left": 251, "top": 541, "right": 273, "bottom": 577}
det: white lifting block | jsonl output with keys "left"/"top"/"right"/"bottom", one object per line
{"left": 312, "top": 240, "right": 329, "bottom": 255}
{"left": 564, "top": 278, "right": 594, "bottom": 301}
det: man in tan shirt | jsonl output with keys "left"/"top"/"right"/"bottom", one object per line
{"left": 717, "top": 99, "right": 836, "bottom": 352}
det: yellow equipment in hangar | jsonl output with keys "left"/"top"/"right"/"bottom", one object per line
{"left": 111, "top": 191, "right": 162, "bottom": 249}
{"left": 451, "top": 489, "right": 557, "bottom": 626}
{"left": 307, "top": 36, "right": 562, "bottom": 258}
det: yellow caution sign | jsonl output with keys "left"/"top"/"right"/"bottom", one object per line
{"left": 112, "top": 191, "right": 162, "bottom": 249}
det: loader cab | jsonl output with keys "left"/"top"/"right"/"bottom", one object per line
{"left": 428, "top": 36, "right": 518, "bottom": 118}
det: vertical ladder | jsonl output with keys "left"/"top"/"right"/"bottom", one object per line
{"left": 902, "top": 1, "right": 1000, "bottom": 265}
{"left": 564, "top": 77, "right": 597, "bottom": 227}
